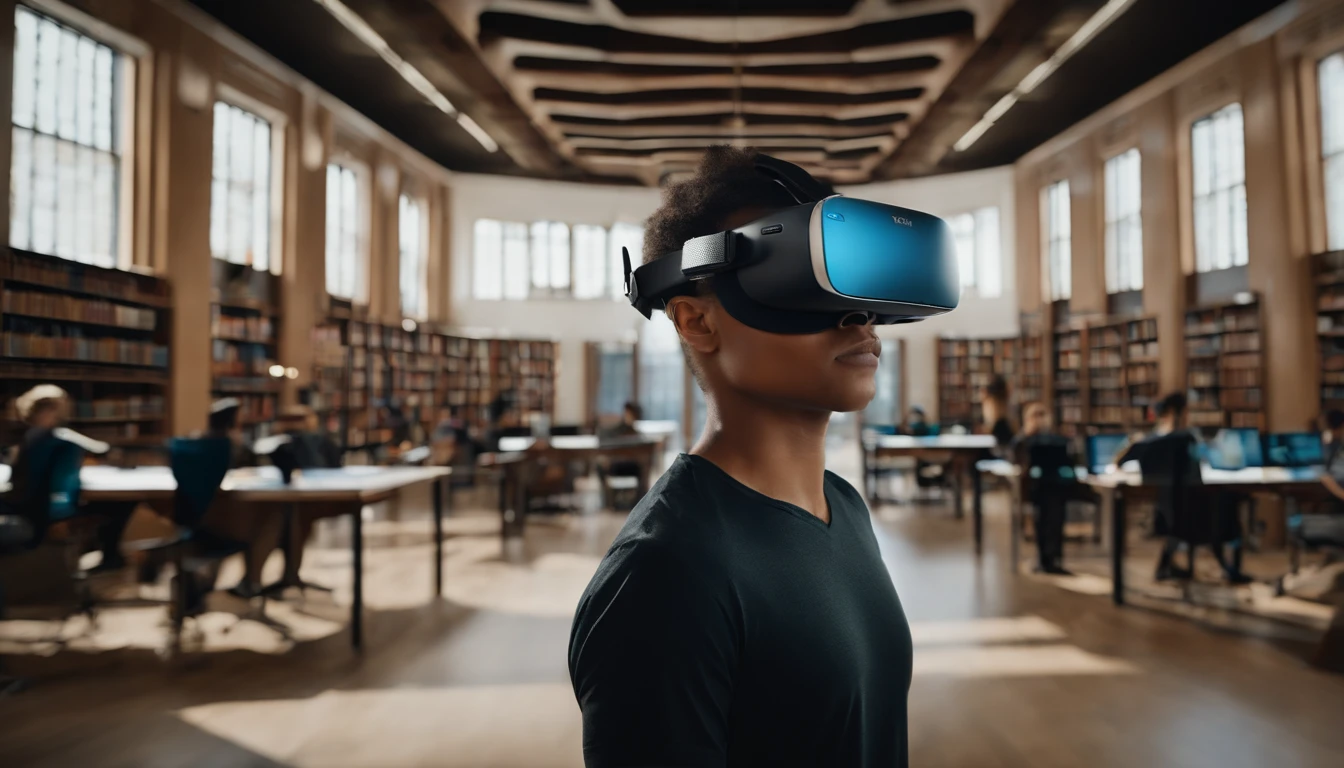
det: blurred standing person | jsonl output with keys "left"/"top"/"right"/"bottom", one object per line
{"left": 981, "top": 375, "right": 1015, "bottom": 448}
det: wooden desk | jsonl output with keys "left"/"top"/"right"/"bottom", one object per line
{"left": 2, "top": 465, "right": 451, "bottom": 651}
{"left": 1083, "top": 466, "right": 1327, "bottom": 607}
{"left": 479, "top": 436, "right": 664, "bottom": 537}
{"left": 864, "top": 434, "right": 999, "bottom": 554}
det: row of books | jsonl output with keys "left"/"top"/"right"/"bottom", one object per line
{"left": 71, "top": 395, "right": 165, "bottom": 420}
{"left": 3, "top": 250, "right": 165, "bottom": 304}
{"left": 1, "top": 331, "right": 168, "bottom": 366}
{"left": 212, "top": 311, "right": 274, "bottom": 342}
{"left": 3, "top": 289, "right": 156, "bottom": 329}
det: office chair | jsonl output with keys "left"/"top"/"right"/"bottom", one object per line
{"left": 1137, "top": 432, "right": 1246, "bottom": 583}
{"left": 1020, "top": 437, "right": 1096, "bottom": 571}
{"left": 143, "top": 437, "right": 287, "bottom": 657}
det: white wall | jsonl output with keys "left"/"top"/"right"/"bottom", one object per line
{"left": 448, "top": 166, "right": 1018, "bottom": 425}
{"left": 842, "top": 165, "right": 1019, "bottom": 421}
{"left": 448, "top": 173, "right": 663, "bottom": 422}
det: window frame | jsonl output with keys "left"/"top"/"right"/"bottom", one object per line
{"left": 397, "top": 191, "right": 428, "bottom": 319}
{"left": 1103, "top": 147, "right": 1143, "bottom": 294}
{"left": 1041, "top": 180, "right": 1072, "bottom": 302}
{"left": 947, "top": 206, "right": 1002, "bottom": 299}
{"left": 1189, "top": 102, "right": 1248, "bottom": 274}
{"left": 470, "top": 217, "right": 642, "bottom": 302}
{"left": 8, "top": 2, "right": 143, "bottom": 270}
{"left": 209, "top": 91, "right": 284, "bottom": 274}
{"left": 324, "top": 159, "right": 369, "bottom": 302}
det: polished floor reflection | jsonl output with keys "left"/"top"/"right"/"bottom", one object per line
{"left": 3, "top": 477, "right": 1343, "bottom": 768}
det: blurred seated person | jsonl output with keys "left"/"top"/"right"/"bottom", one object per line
{"left": 903, "top": 406, "right": 931, "bottom": 437}
{"left": 1117, "top": 393, "right": 1248, "bottom": 583}
{"left": 4, "top": 385, "right": 134, "bottom": 572}
{"left": 264, "top": 405, "right": 342, "bottom": 592}
{"left": 600, "top": 402, "right": 643, "bottom": 440}
{"left": 1011, "top": 402, "right": 1093, "bottom": 575}
{"left": 165, "top": 398, "right": 282, "bottom": 597}
{"left": 1318, "top": 410, "right": 1344, "bottom": 506}
{"left": 981, "top": 375, "right": 1015, "bottom": 448}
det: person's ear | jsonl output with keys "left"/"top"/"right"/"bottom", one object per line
{"left": 667, "top": 296, "right": 719, "bottom": 356}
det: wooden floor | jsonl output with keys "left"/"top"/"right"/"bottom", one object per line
{"left": 4, "top": 469, "right": 1344, "bottom": 767}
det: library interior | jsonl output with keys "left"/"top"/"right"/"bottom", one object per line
{"left": 2, "top": 0, "right": 1344, "bottom": 766}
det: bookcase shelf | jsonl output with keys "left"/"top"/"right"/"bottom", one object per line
{"left": 211, "top": 264, "right": 281, "bottom": 438}
{"left": 1124, "top": 317, "right": 1160, "bottom": 429}
{"left": 1, "top": 249, "right": 172, "bottom": 463}
{"left": 1184, "top": 298, "right": 1264, "bottom": 433}
{"left": 1053, "top": 326, "right": 1085, "bottom": 437}
{"left": 936, "top": 335, "right": 1017, "bottom": 428}
{"left": 1316, "top": 251, "right": 1344, "bottom": 409}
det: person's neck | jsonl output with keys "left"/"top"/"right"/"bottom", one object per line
{"left": 691, "top": 389, "right": 831, "bottom": 522}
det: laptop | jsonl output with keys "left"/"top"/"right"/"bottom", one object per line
{"left": 1262, "top": 432, "right": 1325, "bottom": 467}
{"left": 1086, "top": 434, "right": 1128, "bottom": 475}
{"left": 1206, "top": 428, "right": 1264, "bottom": 470}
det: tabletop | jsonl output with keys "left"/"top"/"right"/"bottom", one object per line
{"left": 494, "top": 435, "right": 663, "bottom": 453}
{"left": 976, "top": 459, "right": 1324, "bottom": 487}
{"left": 0, "top": 464, "right": 450, "bottom": 502}
{"left": 868, "top": 434, "right": 999, "bottom": 450}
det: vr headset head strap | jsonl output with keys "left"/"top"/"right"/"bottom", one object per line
{"left": 753, "top": 154, "right": 832, "bottom": 205}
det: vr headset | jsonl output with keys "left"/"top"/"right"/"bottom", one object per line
{"left": 623, "top": 154, "right": 960, "bottom": 334}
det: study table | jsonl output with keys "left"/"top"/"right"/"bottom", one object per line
{"left": 1, "top": 464, "right": 451, "bottom": 651}
{"left": 480, "top": 435, "right": 665, "bottom": 537}
{"left": 863, "top": 434, "right": 999, "bottom": 554}
{"left": 976, "top": 459, "right": 1330, "bottom": 605}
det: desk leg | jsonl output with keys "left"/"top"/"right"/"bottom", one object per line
{"left": 352, "top": 503, "right": 364, "bottom": 651}
{"left": 1009, "top": 480, "right": 1021, "bottom": 573}
{"left": 1111, "top": 491, "right": 1126, "bottom": 607}
{"left": 972, "top": 466, "right": 984, "bottom": 557}
{"left": 433, "top": 478, "right": 444, "bottom": 598}
{"left": 953, "top": 462, "right": 965, "bottom": 519}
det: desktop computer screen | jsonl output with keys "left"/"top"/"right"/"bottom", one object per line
{"left": 1086, "top": 434, "right": 1128, "bottom": 474}
{"left": 1206, "top": 428, "right": 1264, "bottom": 470}
{"left": 1262, "top": 432, "right": 1325, "bottom": 467}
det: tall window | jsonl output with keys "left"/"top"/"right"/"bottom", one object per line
{"left": 572, "top": 224, "right": 609, "bottom": 299}
{"left": 501, "top": 221, "right": 528, "bottom": 300}
{"left": 947, "top": 207, "right": 1001, "bottom": 298}
{"left": 325, "top": 163, "right": 365, "bottom": 300}
{"left": 211, "top": 102, "right": 273, "bottom": 271}
{"left": 473, "top": 219, "right": 503, "bottom": 300}
{"left": 594, "top": 342, "right": 634, "bottom": 419}
{"left": 529, "top": 221, "right": 570, "bottom": 294}
{"left": 10, "top": 6, "right": 122, "bottom": 267}
{"left": 1319, "top": 52, "right": 1344, "bottom": 250}
{"left": 638, "top": 311, "right": 685, "bottom": 452}
{"left": 1042, "top": 180, "right": 1071, "bottom": 301}
{"left": 1191, "top": 103, "right": 1248, "bottom": 272}
{"left": 398, "top": 194, "right": 426, "bottom": 318}
{"left": 1104, "top": 148, "right": 1142, "bottom": 293}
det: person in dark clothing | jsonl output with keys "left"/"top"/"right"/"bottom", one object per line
{"left": 264, "top": 405, "right": 342, "bottom": 592}
{"left": 904, "top": 405, "right": 931, "bottom": 436}
{"left": 1117, "top": 392, "right": 1249, "bottom": 583}
{"left": 982, "top": 374, "right": 1015, "bottom": 447}
{"left": 1011, "top": 401, "right": 1094, "bottom": 575}
{"left": 6, "top": 385, "right": 133, "bottom": 568}
{"left": 569, "top": 147, "right": 911, "bottom": 767}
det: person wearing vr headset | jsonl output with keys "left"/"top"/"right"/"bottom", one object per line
{"left": 569, "top": 147, "right": 960, "bottom": 767}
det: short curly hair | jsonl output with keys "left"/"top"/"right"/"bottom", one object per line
{"left": 642, "top": 145, "right": 800, "bottom": 264}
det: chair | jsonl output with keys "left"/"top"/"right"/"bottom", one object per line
{"left": 145, "top": 437, "right": 286, "bottom": 656}
{"left": 1136, "top": 432, "right": 1244, "bottom": 579}
{"left": 1020, "top": 437, "right": 1097, "bottom": 568}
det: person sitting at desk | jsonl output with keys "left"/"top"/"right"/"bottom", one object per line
{"left": 903, "top": 406, "right": 931, "bottom": 437}
{"left": 981, "top": 375, "right": 1015, "bottom": 448}
{"left": 265, "top": 405, "right": 342, "bottom": 592}
{"left": 5, "top": 385, "right": 134, "bottom": 571}
{"left": 1116, "top": 392, "right": 1248, "bottom": 584}
{"left": 1011, "top": 402, "right": 1093, "bottom": 575}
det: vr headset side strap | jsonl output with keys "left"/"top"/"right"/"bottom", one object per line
{"left": 625, "top": 247, "right": 690, "bottom": 319}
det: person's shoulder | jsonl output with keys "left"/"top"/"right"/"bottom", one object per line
{"left": 610, "top": 456, "right": 714, "bottom": 546}
{"left": 823, "top": 470, "right": 867, "bottom": 509}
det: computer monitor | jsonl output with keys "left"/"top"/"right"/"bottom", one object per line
{"left": 1206, "top": 428, "right": 1264, "bottom": 470}
{"left": 1086, "top": 434, "right": 1128, "bottom": 474}
{"left": 1262, "top": 432, "right": 1325, "bottom": 467}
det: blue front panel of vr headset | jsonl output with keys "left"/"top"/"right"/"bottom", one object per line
{"left": 819, "top": 197, "right": 960, "bottom": 310}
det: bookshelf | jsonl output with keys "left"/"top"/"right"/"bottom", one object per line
{"left": 1315, "top": 251, "right": 1344, "bottom": 411}
{"left": 1184, "top": 298, "right": 1265, "bottom": 433}
{"left": 0, "top": 249, "right": 171, "bottom": 460}
{"left": 1087, "top": 320, "right": 1125, "bottom": 430}
{"left": 1124, "top": 317, "right": 1160, "bottom": 429}
{"left": 1018, "top": 324, "right": 1045, "bottom": 413}
{"left": 935, "top": 336, "right": 1018, "bottom": 428}
{"left": 1052, "top": 326, "right": 1084, "bottom": 437}
{"left": 211, "top": 263, "right": 281, "bottom": 440}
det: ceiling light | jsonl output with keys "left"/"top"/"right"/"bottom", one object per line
{"left": 311, "top": 0, "right": 499, "bottom": 153}
{"left": 953, "top": 0, "right": 1136, "bottom": 152}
